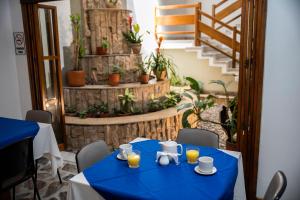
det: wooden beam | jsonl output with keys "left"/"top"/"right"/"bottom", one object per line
{"left": 156, "top": 14, "right": 195, "bottom": 26}
{"left": 156, "top": 31, "right": 194, "bottom": 35}
{"left": 157, "top": 4, "right": 196, "bottom": 10}
{"left": 216, "top": 0, "right": 242, "bottom": 21}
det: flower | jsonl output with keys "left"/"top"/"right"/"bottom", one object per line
{"left": 128, "top": 15, "right": 133, "bottom": 31}
{"left": 156, "top": 36, "right": 164, "bottom": 54}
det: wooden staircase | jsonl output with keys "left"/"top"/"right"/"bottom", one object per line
{"left": 155, "top": 0, "right": 242, "bottom": 80}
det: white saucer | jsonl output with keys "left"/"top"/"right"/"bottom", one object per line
{"left": 194, "top": 166, "right": 217, "bottom": 175}
{"left": 117, "top": 153, "right": 127, "bottom": 161}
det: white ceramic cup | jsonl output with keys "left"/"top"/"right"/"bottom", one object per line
{"left": 198, "top": 156, "right": 214, "bottom": 173}
{"left": 119, "top": 144, "right": 132, "bottom": 159}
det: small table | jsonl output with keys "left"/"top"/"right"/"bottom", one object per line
{"left": 0, "top": 117, "right": 63, "bottom": 176}
{"left": 68, "top": 138, "right": 246, "bottom": 200}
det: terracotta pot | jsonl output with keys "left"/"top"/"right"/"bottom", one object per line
{"left": 67, "top": 70, "right": 86, "bottom": 87}
{"left": 96, "top": 47, "right": 108, "bottom": 55}
{"left": 140, "top": 74, "right": 149, "bottom": 84}
{"left": 130, "top": 43, "right": 142, "bottom": 54}
{"left": 155, "top": 70, "right": 167, "bottom": 81}
{"left": 108, "top": 73, "right": 120, "bottom": 86}
{"left": 226, "top": 140, "right": 238, "bottom": 151}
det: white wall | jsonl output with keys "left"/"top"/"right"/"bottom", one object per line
{"left": 0, "top": 0, "right": 31, "bottom": 119}
{"left": 257, "top": 0, "right": 300, "bottom": 199}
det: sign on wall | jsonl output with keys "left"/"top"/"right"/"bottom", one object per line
{"left": 13, "top": 32, "right": 26, "bottom": 55}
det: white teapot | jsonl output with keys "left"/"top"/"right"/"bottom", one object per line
{"left": 159, "top": 140, "right": 183, "bottom": 156}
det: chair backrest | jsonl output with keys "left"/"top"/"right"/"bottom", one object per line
{"left": 176, "top": 128, "right": 219, "bottom": 148}
{"left": 263, "top": 171, "right": 287, "bottom": 200}
{"left": 25, "top": 110, "right": 52, "bottom": 124}
{"left": 0, "top": 137, "right": 35, "bottom": 191}
{"left": 76, "top": 140, "right": 110, "bottom": 173}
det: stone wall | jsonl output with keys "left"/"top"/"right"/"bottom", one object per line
{"left": 80, "top": 54, "right": 141, "bottom": 84}
{"left": 65, "top": 111, "right": 183, "bottom": 151}
{"left": 64, "top": 80, "right": 170, "bottom": 113}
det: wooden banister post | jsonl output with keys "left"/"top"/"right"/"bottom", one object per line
{"left": 212, "top": 4, "right": 216, "bottom": 28}
{"left": 232, "top": 26, "right": 237, "bottom": 68}
{"left": 194, "top": 3, "right": 201, "bottom": 46}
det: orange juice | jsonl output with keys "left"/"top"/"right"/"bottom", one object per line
{"left": 127, "top": 152, "right": 140, "bottom": 168}
{"left": 186, "top": 149, "right": 199, "bottom": 164}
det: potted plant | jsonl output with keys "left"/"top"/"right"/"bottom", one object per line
{"left": 210, "top": 80, "right": 238, "bottom": 151}
{"left": 95, "top": 102, "right": 109, "bottom": 117}
{"left": 108, "top": 65, "right": 124, "bottom": 86}
{"left": 67, "top": 14, "right": 86, "bottom": 87}
{"left": 138, "top": 61, "right": 150, "bottom": 84}
{"left": 96, "top": 37, "right": 109, "bottom": 55}
{"left": 162, "top": 91, "right": 182, "bottom": 109}
{"left": 148, "top": 95, "right": 164, "bottom": 112}
{"left": 105, "top": 0, "right": 118, "bottom": 8}
{"left": 123, "top": 22, "right": 143, "bottom": 54}
{"left": 118, "top": 88, "right": 138, "bottom": 115}
{"left": 148, "top": 37, "right": 176, "bottom": 81}
{"left": 65, "top": 106, "right": 77, "bottom": 117}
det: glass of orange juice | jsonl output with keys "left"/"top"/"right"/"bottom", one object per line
{"left": 127, "top": 150, "right": 141, "bottom": 168}
{"left": 186, "top": 146, "right": 200, "bottom": 164}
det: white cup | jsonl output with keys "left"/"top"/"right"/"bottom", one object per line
{"left": 119, "top": 144, "right": 132, "bottom": 159}
{"left": 198, "top": 156, "right": 214, "bottom": 173}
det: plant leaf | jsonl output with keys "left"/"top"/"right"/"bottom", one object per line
{"left": 182, "top": 92, "right": 194, "bottom": 101}
{"left": 182, "top": 109, "right": 194, "bottom": 128}
{"left": 177, "top": 103, "right": 193, "bottom": 111}
{"left": 185, "top": 77, "right": 203, "bottom": 94}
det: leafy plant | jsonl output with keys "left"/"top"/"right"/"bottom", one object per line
{"left": 177, "top": 77, "right": 215, "bottom": 128}
{"left": 210, "top": 80, "right": 237, "bottom": 143}
{"left": 138, "top": 61, "right": 150, "bottom": 75}
{"left": 162, "top": 92, "right": 181, "bottom": 109}
{"left": 101, "top": 37, "right": 109, "bottom": 49}
{"left": 123, "top": 24, "right": 143, "bottom": 44}
{"left": 78, "top": 110, "right": 87, "bottom": 119}
{"left": 118, "top": 88, "right": 137, "bottom": 114}
{"left": 111, "top": 65, "right": 124, "bottom": 75}
{"left": 65, "top": 106, "right": 76, "bottom": 113}
{"left": 70, "top": 14, "right": 84, "bottom": 71}
{"left": 95, "top": 102, "right": 109, "bottom": 114}
{"left": 148, "top": 95, "right": 164, "bottom": 112}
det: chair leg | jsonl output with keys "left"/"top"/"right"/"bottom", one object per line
{"left": 57, "top": 169, "right": 62, "bottom": 184}
{"left": 32, "top": 176, "right": 41, "bottom": 200}
{"left": 13, "top": 186, "right": 15, "bottom": 200}
{"left": 35, "top": 160, "right": 38, "bottom": 180}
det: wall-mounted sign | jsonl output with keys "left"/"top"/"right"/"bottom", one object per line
{"left": 13, "top": 32, "right": 26, "bottom": 55}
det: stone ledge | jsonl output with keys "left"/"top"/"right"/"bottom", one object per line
{"left": 65, "top": 107, "right": 180, "bottom": 126}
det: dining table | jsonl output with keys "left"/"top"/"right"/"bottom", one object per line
{"left": 68, "top": 137, "right": 246, "bottom": 200}
{"left": 0, "top": 117, "right": 63, "bottom": 176}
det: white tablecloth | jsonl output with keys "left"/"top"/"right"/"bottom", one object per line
{"left": 34, "top": 123, "right": 63, "bottom": 176}
{"left": 68, "top": 138, "right": 246, "bottom": 200}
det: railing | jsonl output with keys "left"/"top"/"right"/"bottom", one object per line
{"left": 212, "top": 0, "right": 242, "bottom": 30}
{"left": 155, "top": 3, "right": 240, "bottom": 68}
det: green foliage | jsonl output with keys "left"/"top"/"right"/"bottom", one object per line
{"left": 147, "top": 53, "right": 176, "bottom": 79}
{"left": 111, "top": 65, "right": 124, "bottom": 75}
{"left": 185, "top": 77, "right": 204, "bottom": 96}
{"left": 101, "top": 37, "right": 109, "bottom": 49}
{"left": 138, "top": 61, "right": 150, "bottom": 75}
{"left": 70, "top": 14, "right": 83, "bottom": 71}
{"left": 170, "top": 74, "right": 185, "bottom": 86}
{"left": 148, "top": 92, "right": 181, "bottom": 112}
{"left": 78, "top": 110, "right": 87, "bottom": 119}
{"left": 123, "top": 24, "right": 143, "bottom": 44}
{"left": 65, "top": 106, "right": 76, "bottom": 113}
{"left": 118, "top": 88, "right": 137, "bottom": 114}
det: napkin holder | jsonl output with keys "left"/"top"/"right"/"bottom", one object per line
{"left": 156, "top": 151, "right": 179, "bottom": 165}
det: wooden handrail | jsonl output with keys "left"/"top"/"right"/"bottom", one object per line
{"left": 215, "top": 0, "right": 228, "bottom": 9}
{"left": 199, "top": 10, "right": 241, "bottom": 35}
{"left": 216, "top": 14, "right": 241, "bottom": 30}
{"left": 157, "top": 4, "right": 197, "bottom": 10}
{"left": 215, "top": 0, "right": 242, "bottom": 21}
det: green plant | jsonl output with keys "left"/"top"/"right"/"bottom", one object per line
{"left": 210, "top": 80, "right": 237, "bottom": 143}
{"left": 162, "top": 92, "right": 181, "bottom": 109}
{"left": 147, "top": 53, "right": 176, "bottom": 79}
{"left": 101, "top": 37, "right": 109, "bottom": 49}
{"left": 65, "top": 106, "right": 76, "bottom": 113}
{"left": 118, "top": 88, "right": 137, "bottom": 114}
{"left": 148, "top": 95, "right": 164, "bottom": 112}
{"left": 95, "top": 102, "right": 109, "bottom": 113}
{"left": 70, "top": 14, "right": 84, "bottom": 71}
{"left": 110, "top": 65, "right": 124, "bottom": 75}
{"left": 78, "top": 110, "right": 87, "bottom": 119}
{"left": 138, "top": 61, "right": 150, "bottom": 75}
{"left": 177, "top": 77, "right": 215, "bottom": 128}
{"left": 123, "top": 24, "right": 143, "bottom": 44}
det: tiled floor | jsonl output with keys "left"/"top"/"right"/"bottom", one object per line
{"left": 15, "top": 152, "right": 77, "bottom": 200}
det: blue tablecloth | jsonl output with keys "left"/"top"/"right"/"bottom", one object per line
{"left": 83, "top": 140, "right": 238, "bottom": 200}
{"left": 0, "top": 117, "right": 40, "bottom": 149}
